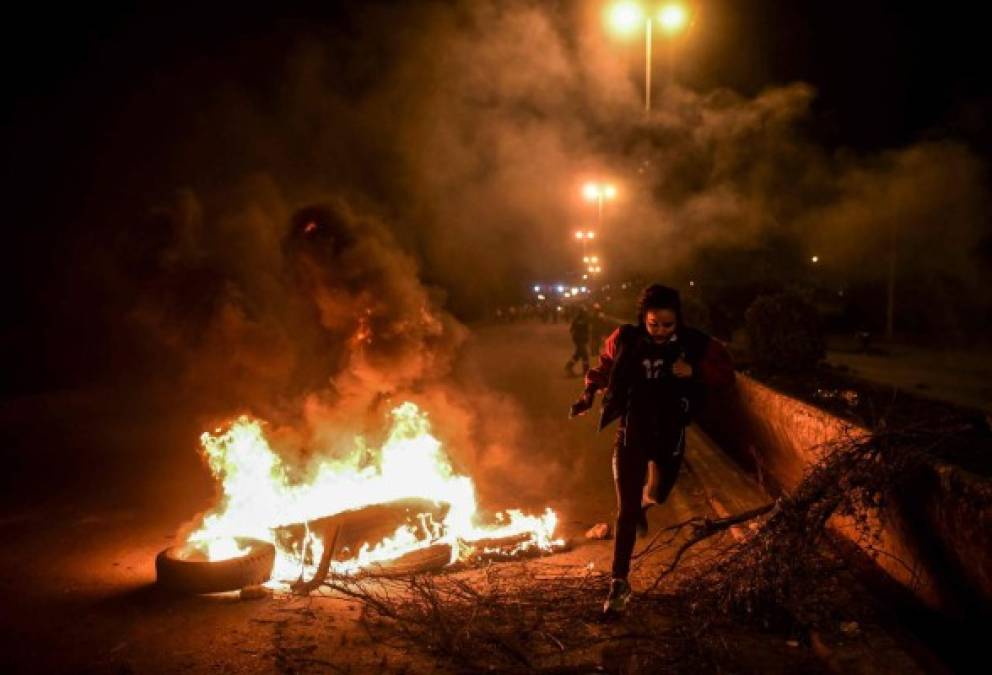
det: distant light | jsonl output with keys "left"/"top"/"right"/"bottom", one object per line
{"left": 564, "top": 292, "right": 571, "bottom": 298}
{"left": 557, "top": 306, "right": 563, "bottom": 312}
{"left": 689, "top": 280, "right": 695, "bottom": 287}
{"left": 658, "top": 4, "right": 688, "bottom": 34}
{"left": 575, "top": 231, "right": 584, "bottom": 240}
{"left": 571, "top": 287, "right": 579, "bottom": 295}
{"left": 603, "top": 185, "right": 617, "bottom": 199}
{"left": 581, "top": 286, "right": 588, "bottom": 293}
{"left": 533, "top": 285, "right": 541, "bottom": 292}
{"left": 587, "top": 231, "right": 596, "bottom": 240}
{"left": 582, "top": 274, "right": 589, "bottom": 280}
{"left": 590, "top": 256, "right": 599, "bottom": 263}
{"left": 583, "top": 256, "right": 590, "bottom": 263}
{"left": 811, "top": 255, "right": 819, "bottom": 263}
{"left": 557, "top": 285, "right": 565, "bottom": 293}
{"left": 537, "top": 294, "right": 546, "bottom": 300}
{"left": 582, "top": 182, "right": 600, "bottom": 201}
{"left": 608, "top": 1, "right": 644, "bottom": 35}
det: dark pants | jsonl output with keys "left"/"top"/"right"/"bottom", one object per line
{"left": 568, "top": 341, "right": 589, "bottom": 370}
{"left": 611, "top": 423, "right": 686, "bottom": 579}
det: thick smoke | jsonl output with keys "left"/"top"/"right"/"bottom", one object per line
{"left": 32, "top": 0, "right": 988, "bottom": 503}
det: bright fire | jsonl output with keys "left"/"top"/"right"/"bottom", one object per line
{"left": 186, "top": 402, "right": 561, "bottom": 581}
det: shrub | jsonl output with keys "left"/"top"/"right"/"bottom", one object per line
{"left": 745, "top": 290, "right": 825, "bottom": 373}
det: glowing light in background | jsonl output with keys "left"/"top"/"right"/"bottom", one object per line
{"left": 659, "top": 3, "right": 688, "bottom": 34}
{"left": 608, "top": 1, "right": 644, "bottom": 35}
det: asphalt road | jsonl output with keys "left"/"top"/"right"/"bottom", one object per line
{"left": 0, "top": 321, "right": 925, "bottom": 673}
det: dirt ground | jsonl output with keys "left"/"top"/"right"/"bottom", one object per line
{"left": 0, "top": 322, "right": 941, "bottom": 673}
{"left": 826, "top": 336, "right": 992, "bottom": 414}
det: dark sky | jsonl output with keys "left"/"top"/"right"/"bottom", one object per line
{"left": 5, "top": 0, "right": 988, "bottom": 236}
{"left": 2, "top": 0, "right": 990, "bottom": 392}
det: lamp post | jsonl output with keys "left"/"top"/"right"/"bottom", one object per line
{"left": 607, "top": 2, "right": 690, "bottom": 112}
{"left": 583, "top": 181, "right": 616, "bottom": 229}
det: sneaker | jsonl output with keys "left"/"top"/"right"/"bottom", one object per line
{"left": 636, "top": 504, "right": 651, "bottom": 538}
{"left": 603, "top": 578, "right": 632, "bottom": 615}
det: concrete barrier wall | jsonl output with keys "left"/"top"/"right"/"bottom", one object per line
{"left": 698, "top": 374, "right": 992, "bottom": 616}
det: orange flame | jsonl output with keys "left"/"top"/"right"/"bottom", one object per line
{"left": 187, "top": 402, "right": 560, "bottom": 582}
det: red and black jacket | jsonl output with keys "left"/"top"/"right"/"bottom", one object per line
{"left": 584, "top": 324, "right": 735, "bottom": 431}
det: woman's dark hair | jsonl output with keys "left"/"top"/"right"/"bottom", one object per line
{"left": 636, "top": 284, "right": 682, "bottom": 326}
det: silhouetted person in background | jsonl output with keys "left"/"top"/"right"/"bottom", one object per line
{"left": 565, "top": 306, "right": 591, "bottom": 376}
{"left": 588, "top": 302, "right": 610, "bottom": 356}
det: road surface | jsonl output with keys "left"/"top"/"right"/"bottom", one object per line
{"left": 0, "top": 321, "right": 928, "bottom": 673}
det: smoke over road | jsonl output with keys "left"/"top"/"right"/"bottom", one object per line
{"left": 3, "top": 1, "right": 989, "bottom": 500}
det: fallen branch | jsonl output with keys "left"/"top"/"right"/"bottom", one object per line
{"left": 645, "top": 500, "right": 780, "bottom": 592}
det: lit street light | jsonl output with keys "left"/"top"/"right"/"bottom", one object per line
{"left": 583, "top": 181, "right": 616, "bottom": 228}
{"left": 606, "top": 2, "right": 691, "bottom": 112}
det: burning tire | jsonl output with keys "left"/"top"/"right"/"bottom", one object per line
{"left": 156, "top": 538, "right": 276, "bottom": 594}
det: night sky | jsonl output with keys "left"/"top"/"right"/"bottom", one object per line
{"left": 3, "top": 0, "right": 990, "bottom": 394}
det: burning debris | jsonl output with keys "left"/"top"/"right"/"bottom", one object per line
{"left": 293, "top": 418, "right": 983, "bottom": 672}
{"left": 173, "top": 402, "right": 563, "bottom": 589}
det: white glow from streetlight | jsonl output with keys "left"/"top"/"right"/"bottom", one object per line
{"left": 658, "top": 4, "right": 688, "bottom": 34}
{"left": 811, "top": 255, "right": 819, "bottom": 263}
{"left": 591, "top": 256, "right": 599, "bottom": 263}
{"left": 575, "top": 231, "right": 584, "bottom": 240}
{"left": 557, "top": 285, "right": 565, "bottom": 293}
{"left": 583, "top": 256, "right": 590, "bottom": 263}
{"left": 582, "top": 274, "right": 589, "bottom": 280}
{"left": 533, "top": 285, "right": 541, "bottom": 292}
{"left": 583, "top": 182, "right": 618, "bottom": 202}
{"left": 587, "top": 231, "right": 596, "bottom": 240}
{"left": 581, "top": 286, "right": 588, "bottom": 293}
{"left": 537, "top": 294, "right": 546, "bottom": 300}
{"left": 608, "top": 1, "right": 644, "bottom": 36}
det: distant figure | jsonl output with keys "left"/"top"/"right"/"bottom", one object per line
{"left": 565, "top": 307, "right": 591, "bottom": 376}
{"left": 569, "top": 284, "right": 735, "bottom": 616}
{"left": 588, "top": 302, "right": 609, "bottom": 356}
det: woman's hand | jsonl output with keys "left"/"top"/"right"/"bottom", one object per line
{"left": 672, "top": 357, "right": 693, "bottom": 379}
{"left": 569, "top": 392, "right": 594, "bottom": 418}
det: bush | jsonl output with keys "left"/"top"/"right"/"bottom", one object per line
{"left": 681, "top": 292, "right": 714, "bottom": 334}
{"left": 745, "top": 290, "right": 825, "bottom": 373}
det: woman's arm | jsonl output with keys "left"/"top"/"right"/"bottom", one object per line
{"left": 584, "top": 326, "right": 622, "bottom": 394}
{"left": 698, "top": 338, "right": 735, "bottom": 389}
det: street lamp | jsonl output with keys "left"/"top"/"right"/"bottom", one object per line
{"left": 583, "top": 181, "right": 617, "bottom": 227}
{"left": 606, "top": 1, "right": 691, "bottom": 112}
